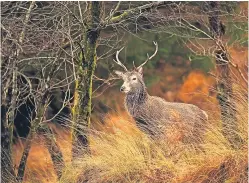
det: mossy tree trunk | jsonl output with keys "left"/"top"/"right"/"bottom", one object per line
{"left": 1, "top": 2, "right": 35, "bottom": 182}
{"left": 17, "top": 94, "right": 49, "bottom": 182}
{"left": 1, "top": 57, "right": 17, "bottom": 182}
{"left": 70, "top": 2, "right": 167, "bottom": 158}
{"left": 207, "top": 2, "right": 242, "bottom": 148}
{"left": 72, "top": 2, "right": 102, "bottom": 158}
{"left": 1, "top": 104, "right": 16, "bottom": 182}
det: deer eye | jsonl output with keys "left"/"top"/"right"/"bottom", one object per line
{"left": 132, "top": 77, "right": 136, "bottom": 80}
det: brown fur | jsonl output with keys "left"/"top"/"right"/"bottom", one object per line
{"left": 115, "top": 68, "right": 208, "bottom": 143}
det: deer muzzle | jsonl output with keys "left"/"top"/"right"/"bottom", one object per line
{"left": 120, "top": 85, "right": 130, "bottom": 93}
{"left": 120, "top": 86, "right": 125, "bottom": 92}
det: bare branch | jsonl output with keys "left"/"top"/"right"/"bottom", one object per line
{"left": 17, "top": 1, "right": 35, "bottom": 57}
{"left": 111, "top": 2, "right": 164, "bottom": 23}
{"left": 229, "top": 61, "right": 248, "bottom": 84}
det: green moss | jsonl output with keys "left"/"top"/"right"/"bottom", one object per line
{"left": 111, "top": 11, "right": 129, "bottom": 23}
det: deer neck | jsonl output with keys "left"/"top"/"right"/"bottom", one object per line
{"left": 125, "top": 88, "right": 148, "bottom": 116}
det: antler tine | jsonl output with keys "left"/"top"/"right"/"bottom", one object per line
{"left": 137, "top": 41, "right": 158, "bottom": 69}
{"left": 113, "top": 47, "right": 128, "bottom": 71}
{"left": 133, "top": 61, "right": 136, "bottom": 69}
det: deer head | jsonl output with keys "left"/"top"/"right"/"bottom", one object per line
{"left": 114, "top": 42, "right": 158, "bottom": 93}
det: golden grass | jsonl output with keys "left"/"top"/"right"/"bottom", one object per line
{"left": 59, "top": 128, "right": 247, "bottom": 182}
{"left": 59, "top": 84, "right": 248, "bottom": 183}
{"left": 13, "top": 124, "right": 72, "bottom": 183}
{"left": 11, "top": 82, "right": 247, "bottom": 183}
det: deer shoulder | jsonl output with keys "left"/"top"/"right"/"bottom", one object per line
{"left": 139, "top": 96, "right": 207, "bottom": 124}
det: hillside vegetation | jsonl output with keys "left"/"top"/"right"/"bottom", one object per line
{"left": 59, "top": 82, "right": 247, "bottom": 183}
{"left": 13, "top": 75, "right": 248, "bottom": 183}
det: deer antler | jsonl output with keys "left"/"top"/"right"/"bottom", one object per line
{"left": 133, "top": 61, "right": 136, "bottom": 69}
{"left": 113, "top": 47, "right": 128, "bottom": 71}
{"left": 137, "top": 41, "right": 158, "bottom": 69}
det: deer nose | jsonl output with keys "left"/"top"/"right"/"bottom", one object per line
{"left": 120, "top": 86, "right": 125, "bottom": 92}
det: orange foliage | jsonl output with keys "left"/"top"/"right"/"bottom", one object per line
{"left": 177, "top": 71, "right": 215, "bottom": 103}
{"left": 92, "top": 111, "right": 139, "bottom": 135}
{"left": 177, "top": 70, "right": 219, "bottom": 120}
{"left": 13, "top": 125, "right": 72, "bottom": 183}
{"left": 239, "top": 2, "right": 248, "bottom": 19}
{"left": 13, "top": 137, "right": 57, "bottom": 183}
{"left": 228, "top": 46, "right": 248, "bottom": 67}
{"left": 228, "top": 46, "right": 248, "bottom": 89}
{"left": 148, "top": 62, "right": 189, "bottom": 102}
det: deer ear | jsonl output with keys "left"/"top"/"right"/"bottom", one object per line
{"left": 137, "top": 67, "right": 143, "bottom": 75}
{"left": 114, "top": 70, "right": 124, "bottom": 78}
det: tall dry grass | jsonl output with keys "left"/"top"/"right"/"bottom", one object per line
{"left": 59, "top": 84, "right": 248, "bottom": 183}
{"left": 10, "top": 71, "right": 247, "bottom": 183}
{"left": 12, "top": 124, "right": 72, "bottom": 183}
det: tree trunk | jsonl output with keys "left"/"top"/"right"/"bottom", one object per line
{"left": 1, "top": 70, "right": 15, "bottom": 182}
{"left": 1, "top": 57, "right": 18, "bottom": 183}
{"left": 43, "top": 125, "right": 64, "bottom": 180}
{"left": 16, "top": 129, "right": 34, "bottom": 182}
{"left": 72, "top": 2, "right": 102, "bottom": 158}
{"left": 1, "top": 2, "right": 35, "bottom": 182}
{"left": 17, "top": 98, "right": 47, "bottom": 182}
{"left": 207, "top": 2, "right": 242, "bottom": 148}
{"left": 1, "top": 113, "right": 16, "bottom": 183}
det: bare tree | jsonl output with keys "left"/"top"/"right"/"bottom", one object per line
{"left": 1, "top": 2, "right": 36, "bottom": 181}
{"left": 67, "top": 1, "right": 178, "bottom": 157}
{"left": 1, "top": 1, "right": 75, "bottom": 181}
{"left": 157, "top": 2, "right": 247, "bottom": 148}
{"left": 205, "top": 2, "right": 245, "bottom": 148}
{"left": 1, "top": 2, "right": 247, "bottom": 181}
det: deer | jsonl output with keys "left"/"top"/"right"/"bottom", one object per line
{"left": 113, "top": 42, "right": 208, "bottom": 145}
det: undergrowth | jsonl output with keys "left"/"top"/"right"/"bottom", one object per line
{"left": 59, "top": 85, "right": 248, "bottom": 183}
{"left": 7, "top": 83, "right": 248, "bottom": 183}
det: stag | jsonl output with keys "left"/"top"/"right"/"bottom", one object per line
{"left": 114, "top": 42, "right": 208, "bottom": 144}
